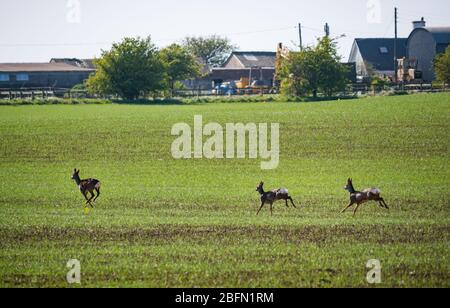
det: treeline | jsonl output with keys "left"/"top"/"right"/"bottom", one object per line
{"left": 85, "top": 36, "right": 450, "bottom": 100}
{"left": 86, "top": 36, "right": 234, "bottom": 100}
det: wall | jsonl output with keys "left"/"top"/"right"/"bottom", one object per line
{"left": 408, "top": 30, "right": 436, "bottom": 82}
{"left": 0, "top": 71, "right": 94, "bottom": 89}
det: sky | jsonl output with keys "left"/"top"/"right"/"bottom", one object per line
{"left": 0, "top": 0, "right": 449, "bottom": 63}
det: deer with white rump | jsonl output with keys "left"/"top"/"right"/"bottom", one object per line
{"left": 342, "top": 178, "right": 389, "bottom": 216}
{"left": 256, "top": 182, "right": 297, "bottom": 216}
{"left": 71, "top": 169, "right": 102, "bottom": 208}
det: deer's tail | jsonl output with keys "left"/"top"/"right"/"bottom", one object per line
{"left": 95, "top": 181, "right": 102, "bottom": 190}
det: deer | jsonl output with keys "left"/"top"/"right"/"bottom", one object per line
{"left": 341, "top": 178, "right": 389, "bottom": 216}
{"left": 71, "top": 169, "right": 101, "bottom": 208}
{"left": 256, "top": 182, "right": 297, "bottom": 216}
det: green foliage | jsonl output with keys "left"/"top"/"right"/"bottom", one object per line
{"left": 434, "top": 46, "right": 450, "bottom": 86}
{"left": 280, "top": 37, "right": 349, "bottom": 97}
{"left": 160, "top": 44, "right": 201, "bottom": 94}
{"left": 183, "top": 35, "right": 236, "bottom": 68}
{"left": 86, "top": 37, "right": 167, "bottom": 100}
{"left": 0, "top": 93, "right": 449, "bottom": 287}
{"left": 371, "top": 76, "right": 390, "bottom": 90}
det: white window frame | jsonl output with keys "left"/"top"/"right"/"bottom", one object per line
{"left": 0, "top": 73, "right": 10, "bottom": 82}
{"left": 16, "top": 73, "right": 29, "bottom": 81}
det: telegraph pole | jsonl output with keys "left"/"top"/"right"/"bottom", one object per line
{"left": 324, "top": 23, "right": 330, "bottom": 37}
{"left": 394, "top": 7, "right": 398, "bottom": 83}
{"left": 298, "top": 23, "right": 303, "bottom": 50}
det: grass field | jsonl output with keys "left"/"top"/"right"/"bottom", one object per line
{"left": 0, "top": 93, "right": 449, "bottom": 288}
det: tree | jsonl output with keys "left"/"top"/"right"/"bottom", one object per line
{"left": 280, "top": 37, "right": 348, "bottom": 97}
{"left": 86, "top": 37, "right": 167, "bottom": 100}
{"left": 160, "top": 44, "right": 201, "bottom": 95}
{"left": 434, "top": 46, "right": 450, "bottom": 87}
{"left": 183, "top": 35, "right": 236, "bottom": 68}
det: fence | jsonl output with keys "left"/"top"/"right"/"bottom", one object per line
{"left": 0, "top": 84, "right": 447, "bottom": 100}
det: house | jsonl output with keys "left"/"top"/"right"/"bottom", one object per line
{"left": 0, "top": 62, "right": 95, "bottom": 89}
{"left": 406, "top": 19, "right": 450, "bottom": 81}
{"left": 348, "top": 38, "right": 407, "bottom": 79}
{"left": 208, "top": 51, "right": 276, "bottom": 87}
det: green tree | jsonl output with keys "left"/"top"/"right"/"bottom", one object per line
{"left": 280, "top": 37, "right": 348, "bottom": 97}
{"left": 86, "top": 37, "right": 167, "bottom": 100}
{"left": 160, "top": 44, "right": 201, "bottom": 95}
{"left": 183, "top": 35, "right": 236, "bottom": 68}
{"left": 434, "top": 46, "right": 450, "bottom": 87}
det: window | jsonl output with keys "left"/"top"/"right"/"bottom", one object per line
{"left": 379, "top": 47, "right": 389, "bottom": 54}
{"left": 0, "top": 74, "right": 9, "bottom": 82}
{"left": 16, "top": 73, "right": 29, "bottom": 81}
{"left": 243, "top": 55, "right": 258, "bottom": 61}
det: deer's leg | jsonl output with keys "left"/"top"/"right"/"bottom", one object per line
{"left": 270, "top": 202, "right": 274, "bottom": 216}
{"left": 353, "top": 203, "right": 362, "bottom": 217}
{"left": 285, "top": 199, "right": 289, "bottom": 208}
{"left": 380, "top": 198, "right": 389, "bottom": 210}
{"left": 86, "top": 191, "right": 95, "bottom": 208}
{"left": 256, "top": 201, "right": 265, "bottom": 216}
{"left": 93, "top": 188, "right": 101, "bottom": 202}
{"left": 289, "top": 197, "right": 297, "bottom": 208}
{"left": 82, "top": 191, "right": 91, "bottom": 205}
{"left": 341, "top": 203, "right": 354, "bottom": 213}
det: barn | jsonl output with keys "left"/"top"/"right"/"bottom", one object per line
{"left": 407, "top": 21, "right": 450, "bottom": 82}
{"left": 208, "top": 51, "right": 276, "bottom": 87}
{"left": 0, "top": 62, "right": 95, "bottom": 89}
{"left": 348, "top": 38, "right": 407, "bottom": 79}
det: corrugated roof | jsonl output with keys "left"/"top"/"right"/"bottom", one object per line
{"left": 0, "top": 63, "right": 95, "bottom": 72}
{"left": 227, "top": 52, "right": 276, "bottom": 68}
{"left": 355, "top": 38, "right": 408, "bottom": 71}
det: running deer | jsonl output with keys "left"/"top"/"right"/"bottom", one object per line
{"left": 341, "top": 178, "right": 389, "bottom": 216}
{"left": 71, "top": 169, "right": 101, "bottom": 208}
{"left": 256, "top": 182, "right": 297, "bottom": 216}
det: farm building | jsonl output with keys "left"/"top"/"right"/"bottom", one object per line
{"left": 406, "top": 20, "right": 450, "bottom": 81}
{"left": 50, "top": 58, "right": 96, "bottom": 69}
{"left": 348, "top": 38, "right": 407, "bottom": 79}
{"left": 208, "top": 51, "right": 276, "bottom": 87}
{"left": 0, "top": 62, "right": 95, "bottom": 89}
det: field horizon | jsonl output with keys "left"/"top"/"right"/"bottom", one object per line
{"left": 0, "top": 93, "right": 449, "bottom": 288}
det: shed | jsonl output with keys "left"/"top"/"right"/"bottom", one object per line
{"left": 0, "top": 63, "right": 95, "bottom": 89}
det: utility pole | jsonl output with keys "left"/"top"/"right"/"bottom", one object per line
{"left": 394, "top": 7, "right": 398, "bottom": 84}
{"left": 324, "top": 23, "right": 330, "bottom": 37}
{"left": 298, "top": 23, "right": 303, "bottom": 50}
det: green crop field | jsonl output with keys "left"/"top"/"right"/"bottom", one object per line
{"left": 0, "top": 93, "right": 449, "bottom": 288}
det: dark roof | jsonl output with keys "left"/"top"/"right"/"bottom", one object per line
{"left": 354, "top": 38, "right": 407, "bottom": 71}
{"left": 408, "top": 27, "right": 450, "bottom": 45}
{"left": 226, "top": 52, "right": 276, "bottom": 68}
{"left": 423, "top": 27, "right": 450, "bottom": 44}
{"left": 0, "top": 63, "right": 95, "bottom": 72}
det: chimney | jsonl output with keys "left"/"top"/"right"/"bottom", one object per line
{"left": 413, "top": 17, "right": 426, "bottom": 29}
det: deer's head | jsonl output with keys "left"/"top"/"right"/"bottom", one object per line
{"left": 256, "top": 182, "right": 264, "bottom": 193}
{"left": 344, "top": 178, "right": 355, "bottom": 193}
{"left": 71, "top": 169, "right": 80, "bottom": 180}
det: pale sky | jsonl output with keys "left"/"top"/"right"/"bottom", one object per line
{"left": 0, "top": 0, "right": 449, "bottom": 63}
